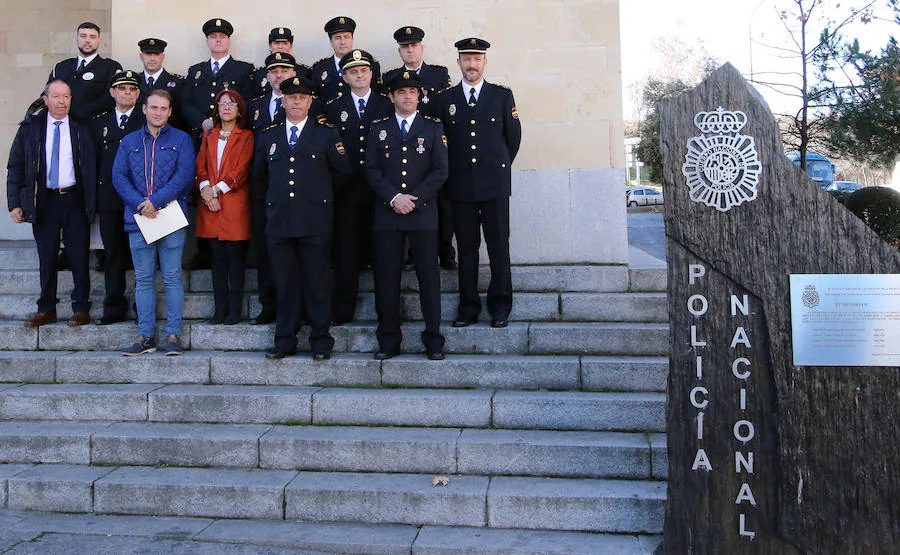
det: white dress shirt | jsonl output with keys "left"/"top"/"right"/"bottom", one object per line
{"left": 269, "top": 93, "right": 283, "bottom": 121}
{"left": 45, "top": 115, "right": 76, "bottom": 189}
{"left": 210, "top": 55, "right": 231, "bottom": 71}
{"left": 462, "top": 79, "right": 484, "bottom": 102}
{"left": 351, "top": 90, "right": 371, "bottom": 118}
{"left": 76, "top": 53, "right": 98, "bottom": 70}
{"left": 286, "top": 116, "right": 308, "bottom": 144}
{"left": 144, "top": 69, "right": 164, "bottom": 85}
{"left": 333, "top": 55, "right": 342, "bottom": 72}
{"left": 114, "top": 107, "right": 135, "bottom": 128}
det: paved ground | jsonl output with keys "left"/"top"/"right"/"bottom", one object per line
{"left": 627, "top": 208, "right": 665, "bottom": 261}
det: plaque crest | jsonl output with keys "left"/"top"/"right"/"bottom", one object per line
{"left": 801, "top": 285, "right": 820, "bottom": 309}
{"left": 682, "top": 107, "right": 761, "bottom": 213}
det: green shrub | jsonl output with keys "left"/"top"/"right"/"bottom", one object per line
{"left": 844, "top": 186, "right": 900, "bottom": 247}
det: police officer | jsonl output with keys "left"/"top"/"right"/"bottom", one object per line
{"left": 90, "top": 71, "right": 146, "bottom": 325}
{"left": 384, "top": 26, "right": 456, "bottom": 269}
{"left": 49, "top": 22, "right": 123, "bottom": 122}
{"left": 136, "top": 38, "right": 186, "bottom": 131}
{"left": 366, "top": 71, "right": 448, "bottom": 360}
{"left": 248, "top": 27, "right": 313, "bottom": 100}
{"left": 311, "top": 16, "right": 382, "bottom": 102}
{"left": 252, "top": 76, "right": 352, "bottom": 360}
{"left": 324, "top": 49, "right": 393, "bottom": 325}
{"left": 434, "top": 38, "right": 521, "bottom": 329}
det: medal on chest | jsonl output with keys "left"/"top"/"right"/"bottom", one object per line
{"left": 416, "top": 138, "right": 425, "bottom": 154}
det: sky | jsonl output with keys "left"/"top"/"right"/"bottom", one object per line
{"left": 620, "top": 0, "right": 899, "bottom": 121}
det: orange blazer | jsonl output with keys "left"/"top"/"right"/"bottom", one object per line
{"left": 195, "top": 126, "right": 254, "bottom": 241}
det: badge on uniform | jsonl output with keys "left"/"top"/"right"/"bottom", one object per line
{"left": 321, "top": 71, "right": 328, "bottom": 81}
{"left": 261, "top": 77, "right": 268, "bottom": 88}
{"left": 269, "top": 143, "right": 277, "bottom": 156}
{"left": 449, "top": 104, "right": 457, "bottom": 116}
{"left": 416, "top": 138, "right": 425, "bottom": 154}
{"left": 102, "top": 126, "right": 108, "bottom": 138}
{"left": 195, "top": 70, "right": 202, "bottom": 79}
{"left": 336, "top": 141, "right": 345, "bottom": 154}
{"left": 167, "top": 81, "right": 176, "bottom": 88}
{"left": 82, "top": 72, "right": 94, "bottom": 81}
{"left": 254, "top": 109, "right": 259, "bottom": 122}
{"left": 441, "top": 134, "right": 448, "bottom": 147}
{"left": 340, "top": 111, "right": 349, "bottom": 122}
{"left": 379, "top": 129, "right": 387, "bottom": 141}
{"left": 512, "top": 107, "right": 519, "bottom": 119}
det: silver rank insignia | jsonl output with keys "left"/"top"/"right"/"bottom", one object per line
{"left": 269, "top": 143, "right": 277, "bottom": 156}
{"left": 321, "top": 71, "right": 328, "bottom": 81}
{"left": 379, "top": 129, "right": 387, "bottom": 141}
{"left": 449, "top": 104, "right": 456, "bottom": 116}
{"left": 340, "top": 111, "right": 349, "bottom": 122}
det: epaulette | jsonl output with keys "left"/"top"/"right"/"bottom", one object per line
{"left": 421, "top": 114, "right": 440, "bottom": 123}
{"left": 261, "top": 123, "right": 280, "bottom": 134}
{"left": 493, "top": 83, "right": 512, "bottom": 91}
{"left": 250, "top": 94, "right": 267, "bottom": 103}
{"left": 370, "top": 116, "right": 390, "bottom": 124}
{"left": 299, "top": 63, "right": 312, "bottom": 70}
{"left": 433, "top": 87, "right": 451, "bottom": 97}
{"left": 430, "top": 63, "right": 449, "bottom": 71}
{"left": 317, "top": 118, "right": 334, "bottom": 127}
{"left": 325, "top": 97, "right": 339, "bottom": 106}
{"left": 171, "top": 73, "right": 184, "bottom": 80}
{"left": 92, "top": 110, "right": 112, "bottom": 120}
{"left": 315, "top": 56, "right": 332, "bottom": 65}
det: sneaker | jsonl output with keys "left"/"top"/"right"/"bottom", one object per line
{"left": 161, "top": 334, "right": 184, "bottom": 356}
{"left": 122, "top": 336, "right": 156, "bottom": 356}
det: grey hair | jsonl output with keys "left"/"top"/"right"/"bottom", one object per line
{"left": 42, "top": 79, "right": 70, "bottom": 97}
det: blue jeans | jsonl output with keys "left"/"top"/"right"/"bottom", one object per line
{"left": 129, "top": 229, "right": 185, "bottom": 338}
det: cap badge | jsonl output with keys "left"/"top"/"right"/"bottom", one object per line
{"left": 149, "top": 39, "right": 155, "bottom": 45}
{"left": 276, "top": 53, "right": 282, "bottom": 60}
{"left": 339, "top": 17, "right": 345, "bottom": 24}
{"left": 126, "top": 71, "right": 132, "bottom": 78}
{"left": 471, "top": 38, "right": 476, "bottom": 45}
{"left": 403, "top": 71, "right": 410, "bottom": 79}
{"left": 406, "top": 27, "right": 412, "bottom": 34}
{"left": 216, "top": 19, "right": 221, "bottom": 26}
{"left": 293, "top": 77, "right": 299, "bottom": 85}
{"left": 353, "top": 50, "right": 362, "bottom": 61}
{"left": 279, "top": 27, "right": 284, "bottom": 34}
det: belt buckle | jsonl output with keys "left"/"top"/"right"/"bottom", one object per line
{"left": 58, "top": 186, "right": 72, "bottom": 195}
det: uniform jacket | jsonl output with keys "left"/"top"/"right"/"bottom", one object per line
{"left": 248, "top": 93, "right": 326, "bottom": 138}
{"left": 383, "top": 62, "right": 452, "bottom": 116}
{"left": 365, "top": 114, "right": 448, "bottom": 231}
{"left": 138, "top": 69, "right": 187, "bottom": 131}
{"left": 249, "top": 63, "right": 313, "bottom": 100}
{"left": 112, "top": 124, "right": 195, "bottom": 233}
{"left": 49, "top": 56, "right": 123, "bottom": 121}
{"left": 434, "top": 81, "right": 522, "bottom": 202}
{"left": 312, "top": 55, "right": 383, "bottom": 103}
{"left": 182, "top": 57, "right": 254, "bottom": 131}
{"left": 252, "top": 119, "right": 352, "bottom": 238}
{"left": 324, "top": 91, "right": 393, "bottom": 204}
{"left": 90, "top": 108, "right": 146, "bottom": 212}
{"left": 6, "top": 111, "right": 97, "bottom": 224}
{"left": 194, "top": 126, "right": 253, "bottom": 241}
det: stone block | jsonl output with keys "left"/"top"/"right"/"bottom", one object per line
{"left": 188, "top": 269, "right": 258, "bottom": 292}
{"left": 528, "top": 322, "right": 669, "bottom": 356}
{"left": 492, "top": 391, "right": 666, "bottom": 432}
{"left": 581, "top": 356, "right": 668, "bottom": 392}
{"left": 649, "top": 433, "right": 668, "bottom": 479}
{"left": 210, "top": 352, "right": 380, "bottom": 387}
{"left": 344, "top": 322, "right": 529, "bottom": 355}
{"left": 0, "top": 464, "right": 35, "bottom": 508}
{"left": 561, "top": 293, "right": 668, "bottom": 322}
{"left": 8, "top": 464, "right": 114, "bottom": 513}
{"left": 190, "top": 322, "right": 275, "bottom": 351}
{"left": 313, "top": 388, "right": 492, "bottom": 427}
{"left": 488, "top": 476, "right": 667, "bottom": 533}
{"left": 0, "top": 247, "right": 39, "bottom": 270}
{"left": 37, "top": 322, "right": 192, "bottom": 352}
{"left": 92, "top": 422, "right": 270, "bottom": 467}
{"left": 148, "top": 385, "right": 316, "bottom": 424}
{"left": 458, "top": 429, "right": 651, "bottom": 479}
{"left": 285, "top": 472, "right": 489, "bottom": 526}
{"left": 94, "top": 466, "right": 297, "bottom": 519}
{"left": 382, "top": 355, "right": 579, "bottom": 390}
{"left": 0, "top": 384, "right": 159, "bottom": 421}
{"left": 0, "top": 351, "right": 57, "bottom": 382}
{"left": 11, "top": 512, "right": 214, "bottom": 539}
{"left": 629, "top": 268, "right": 667, "bottom": 292}
{"left": 511, "top": 265, "right": 629, "bottom": 293}
{"left": 0, "top": 421, "right": 107, "bottom": 464}
{"left": 412, "top": 525, "right": 648, "bottom": 554}
{"left": 260, "top": 426, "right": 458, "bottom": 473}
{"left": 0, "top": 323, "right": 37, "bottom": 351}
{"left": 55, "top": 351, "right": 210, "bottom": 384}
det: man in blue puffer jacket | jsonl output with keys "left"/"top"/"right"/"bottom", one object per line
{"left": 112, "top": 89, "right": 195, "bottom": 356}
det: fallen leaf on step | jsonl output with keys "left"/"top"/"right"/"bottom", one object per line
{"left": 432, "top": 475, "right": 450, "bottom": 486}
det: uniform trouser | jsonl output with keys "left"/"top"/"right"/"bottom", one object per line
{"left": 268, "top": 234, "right": 334, "bottom": 353}
{"left": 438, "top": 196, "right": 456, "bottom": 263}
{"left": 98, "top": 209, "right": 129, "bottom": 319}
{"left": 374, "top": 229, "right": 445, "bottom": 354}
{"left": 33, "top": 189, "right": 91, "bottom": 314}
{"left": 331, "top": 202, "right": 373, "bottom": 322}
{"left": 251, "top": 200, "right": 276, "bottom": 315}
{"left": 210, "top": 239, "right": 248, "bottom": 317}
{"left": 452, "top": 197, "right": 512, "bottom": 321}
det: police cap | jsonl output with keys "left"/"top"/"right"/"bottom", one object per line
{"left": 324, "top": 16, "right": 356, "bottom": 37}
{"left": 111, "top": 70, "right": 140, "bottom": 88}
{"left": 138, "top": 38, "right": 167, "bottom": 54}
{"left": 339, "top": 49, "right": 374, "bottom": 71}
{"left": 455, "top": 37, "right": 491, "bottom": 54}
{"left": 265, "top": 52, "right": 296, "bottom": 71}
{"left": 394, "top": 26, "right": 425, "bottom": 45}
{"left": 281, "top": 76, "right": 315, "bottom": 95}
{"left": 202, "top": 18, "right": 234, "bottom": 37}
{"left": 268, "top": 27, "right": 293, "bottom": 43}
{"left": 387, "top": 70, "right": 422, "bottom": 92}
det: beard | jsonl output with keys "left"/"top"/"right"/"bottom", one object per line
{"left": 78, "top": 45, "right": 98, "bottom": 57}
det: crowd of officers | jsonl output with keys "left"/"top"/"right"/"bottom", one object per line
{"left": 8, "top": 16, "right": 522, "bottom": 361}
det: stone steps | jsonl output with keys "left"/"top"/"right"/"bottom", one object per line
{"left": 0, "top": 321, "right": 670, "bottom": 355}
{"left": 0, "top": 508, "right": 662, "bottom": 555}
{"left": 2, "top": 464, "right": 666, "bottom": 533}
{"left": 0, "top": 421, "right": 667, "bottom": 480}
{"left": 0, "top": 351, "right": 667, "bottom": 392}
{"left": 0, "top": 385, "right": 666, "bottom": 432}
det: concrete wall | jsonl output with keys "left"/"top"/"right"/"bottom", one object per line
{"left": 1, "top": 0, "right": 626, "bottom": 264}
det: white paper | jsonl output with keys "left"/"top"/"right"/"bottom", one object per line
{"left": 134, "top": 200, "right": 188, "bottom": 244}
{"left": 790, "top": 274, "right": 900, "bottom": 366}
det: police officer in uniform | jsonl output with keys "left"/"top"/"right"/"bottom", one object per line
{"left": 136, "top": 38, "right": 186, "bottom": 131}
{"left": 365, "top": 71, "right": 448, "bottom": 360}
{"left": 384, "top": 26, "right": 456, "bottom": 269}
{"left": 49, "top": 22, "right": 123, "bottom": 122}
{"left": 434, "top": 38, "right": 521, "bottom": 328}
{"left": 324, "top": 49, "right": 392, "bottom": 325}
{"left": 311, "top": 16, "right": 382, "bottom": 103}
{"left": 90, "top": 71, "right": 146, "bottom": 325}
{"left": 248, "top": 27, "right": 313, "bottom": 100}
{"left": 252, "top": 76, "right": 352, "bottom": 360}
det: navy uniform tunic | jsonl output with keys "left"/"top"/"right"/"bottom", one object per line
{"left": 182, "top": 57, "right": 254, "bottom": 134}
{"left": 138, "top": 69, "right": 186, "bottom": 131}
{"left": 311, "top": 55, "right": 383, "bottom": 103}
{"left": 49, "top": 56, "right": 123, "bottom": 121}
{"left": 382, "top": 62, "right": 452, "bottom": 116}
{"left": 248, "top": 62, "right": 313, "bottom": 100}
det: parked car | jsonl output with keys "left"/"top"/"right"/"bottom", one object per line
{"left": 826, "top": 181, "right": 862, "bottom": 193}
{"left": 627, "top": 187, "right": 664, "bottom": 207}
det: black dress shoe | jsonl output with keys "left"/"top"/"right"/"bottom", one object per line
{"left": 91, "top": 249, "right": 106, "bottom": 272}
{"left": 491, "top": 317, "right": 509, "bottom": 328}
{"left": 313, "top": 351, "right": 332, "bottom": 361}
{"left": 373, "top": 350, "right": 399, "bottom": 361}
{"left": 439, "top": 259, "right": 458, "bottom": 270}
{"left": 252, "top": 312, "right": 276, "bottom": 325}
{"left": 426, "top": 351, "right": 445, "bottom": 361}
{"left": 208, "top": 312, "right": 226, "bottom": 325}
{"left": 223, "top": 313, "right": 240, "bottom": 325}
{"left": 96, "top": 315, "right": 126, "bottom": 326}
{"left": 265, "top": 345, "right": 296, "bottom": 360}
{"left": 452, "top": 318, "right": 477, "bottom": 328}
{"left": 329, "top": 319, "right": 348, "bottom": 327}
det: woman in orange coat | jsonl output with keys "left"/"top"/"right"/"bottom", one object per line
{"left": 195, "top": 89, "right": 254, "bottom": 324}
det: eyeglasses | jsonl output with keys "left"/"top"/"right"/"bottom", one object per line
{"left": 218, "top": 101, "right": 238, "bottom": 108}
{"left": 116, "top": 86, "right": 139, "bottom": 92}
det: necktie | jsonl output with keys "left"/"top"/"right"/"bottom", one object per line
{"left": 400, "top": 119, "right": 408, "bottom": 139}
{"left": 213, "top": 61, "right": 220, "bottom": 76}
{"left": 49, "top": 121, "right": 61, "bottom": 190}
{"left": 274, "top": 97, "right": 283, "bottom": 115}
{"left": 289, "top": 125, "right": 299, "bottom": 151}
{"left": 147, "top": 76, "right": 155, "bottom": 88}
{"left": 468, "top": 87, "right": 477, "bottom": 107}
{"left": 77, "top": 59, "right": 86, "bottom": 73}
{"left": 358, "top": 98, "right": 366, "bottom": 119}
{"left": 119, "top": 114, "right": 128, "bottom": 129}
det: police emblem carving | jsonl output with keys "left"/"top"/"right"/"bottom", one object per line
{"left": 801, "top": 285, "right": 820, "bottom": 309}
{"left": 682, "top": 107, "right": 762, "bottom": 213}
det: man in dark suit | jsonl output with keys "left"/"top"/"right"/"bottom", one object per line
{"left": 384, "top": 26, "right": 457, "bottom": 269}
{"left": 311, "top": 16, "right": 382, "bottom": 102}
{"left": 90, "top": 71, "right": 145, "bottom": 325}
{"left": 365, "top": 71, "right": 448, "bottom": 360}
{"left": 248, "top": 27, "right": 313, "bottom": 100}
{"left": 136, "top": 38, "right": 186, "bottom": 131}
{"left": 7, "top": 80, "right": 96, "bottom": 327}
{"left": 48, "top": 22, "right": 123, "bottom": 122}
{"left": 324, "top": 49, "right": 393, "bottom": 325}
{"left": 434, "top": 38, "right": 522, "bottom": 329}
{"left": 252, "top": 76, "right": 352, "bottom": 360}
